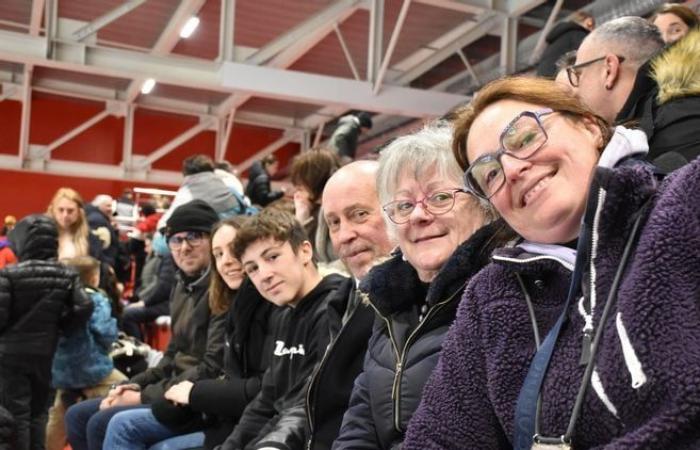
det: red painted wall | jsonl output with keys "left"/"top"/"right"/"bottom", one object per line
{"left": 0, "top": 92, "right": 299, "bottom": 218}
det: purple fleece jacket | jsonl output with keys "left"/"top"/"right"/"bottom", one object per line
{"left": 404, "top": 156, "right": 700, "bottom": 449}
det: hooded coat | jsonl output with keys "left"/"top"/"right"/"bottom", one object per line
{"left": 536, "top": 21, "right": 590, "bottom": 78}
{"left": 404, "top": 133, "right": 700, "bottom": 449}
{"left": 616, "top": 27, "right": 700, "bottom": 171}
{"left": 245, "top": 161, "right": 284, "bottom": 208}
{"left": 333, "top": 222, "right": 502, "bottom": 450}
{"left": 0, "top": 214, "right": 93, "bottom": 450}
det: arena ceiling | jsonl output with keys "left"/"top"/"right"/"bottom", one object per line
{"left": 0, "top": 0, "right": 669, "bottom": 182}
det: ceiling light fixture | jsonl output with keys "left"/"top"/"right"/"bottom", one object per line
{"left": 179, "top": 16, "right": 200, "bottom": 39}
{"left": 140, "top": 78, "right": 156, "bottom": 94}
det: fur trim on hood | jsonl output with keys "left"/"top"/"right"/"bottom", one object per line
{"left": 652, "top": 27, "right": 700, "bottom": 104}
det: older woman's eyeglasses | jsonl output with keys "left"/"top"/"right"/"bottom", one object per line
{"left": 463, "top": 109, "right": 554, "bottom": 200}
{"left": 168, "top": 231, "right": 205, "bottom": 251}
{"left": 382, "top": 189, "right": 467, "bottom": 225}
{"left": 566, "top": 55, "right": 625, "bottom": 87}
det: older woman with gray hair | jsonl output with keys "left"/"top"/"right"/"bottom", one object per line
{"left": 332, "top": 122, "right": 508, "bottom": 450}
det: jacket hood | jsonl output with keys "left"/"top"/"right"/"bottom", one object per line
{"left": 361, "top": 221, "right": 502, "bottom": 316}
{"left": 545, "top": 21, "right": 587, "bottom": 43}
{"left": 8, "top": 214, "right": 59, "bottom": 261}
{"left": 248, "top": 161, "right": 266, "bottom": 179}
{"left": 652, "top": 27, "right": 700, "bottom": 104}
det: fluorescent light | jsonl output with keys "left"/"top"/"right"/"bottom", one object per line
{"left": 179, "top": 16, "right": 200, "bottom": 39}
{"left": 140, "top": 78, "right": 156, "bottom": 94}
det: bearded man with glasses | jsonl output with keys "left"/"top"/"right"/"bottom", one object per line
{"left": 66, "top": 200, "right": 226, "bottom": 450}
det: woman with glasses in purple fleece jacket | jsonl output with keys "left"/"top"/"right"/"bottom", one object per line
{"left": 403, "top": 77, "right": 700, "bottom": 450}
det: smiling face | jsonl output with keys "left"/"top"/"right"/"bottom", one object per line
{"left": 466, "top": 99, "right": 601, "bottom": 244}
{"left": 170, "top": 231, "right": 211, "bottom": 276}
{"left": 654, "top": 13, "right": 690, "bottom": 44}
{"left": 322, "top": 164, "right": 393, "bottom": 279}
{"left": 241, "top": 238, "right": 315, "bottom": 307}
{"left": 212, "top": 225, "right": 244, "bottom": 290}
{"left": 392, "top": 165, "right": 485, "bottom": 282}
{"left": 52, "top": 197, "right": 81, "bottom": 231}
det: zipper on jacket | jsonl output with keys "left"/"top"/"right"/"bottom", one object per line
{"left": 367, "top": 288, "right": 461, "bottom": 433}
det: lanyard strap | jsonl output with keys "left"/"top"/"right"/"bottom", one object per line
{"left": 512, "top": 199, "right": 650, "bottom": 450}
{"left": 512, "top": 234, "right": 588, "bottom": 450}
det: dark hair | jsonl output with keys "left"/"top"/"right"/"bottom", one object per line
{"left": 357, "top": 112, "right": 373, "bottom": 129}
{"left": 140, "top": 201, "right": 157, "bottom": 217}
{"left": 651, "top": 3, "right": 700, "bottom": 29}
{"left": 233, "top": 209, "right": 308, "bottom": 261}
{"left": 215, "top": 160, "right": 234, "bottom": 173}
{"left": 62, "top": 255, "right": 100, "bottom": 287}
{"left": 209, "top": 217, "right": 245, "bottom": 315}
{"left": 452, "top": 76, "right": 612, "bottom": 170}
{"left": 261, "top": 154, "right": 277, "bottom": 168}
{"left": 182, "top": 154, "right": 215, "bottom": 176}
{"left": 289, "top": 149, "right": 341, "bottom": 203}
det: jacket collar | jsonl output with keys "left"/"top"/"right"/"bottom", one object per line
{"left": 361, "top": 221, "right": 500, "bottom": 316}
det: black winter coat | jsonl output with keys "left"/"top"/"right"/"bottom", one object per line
{"left": 221, "top": 273, "right": 346, "bottom": 450}
{"left": 305, "top": 277, "right": 374, "bottom": 450}
{"left": 332, "top": 222, "right": 502, "bottom": 450}
{"left": 245, "top": 161, "right": 283, "bottom": 207}
{"left": 0, "top": 215, "right": 93, "bottom": 357}
{"left": 536, "top": 21, "right": 589, "bottom": 78}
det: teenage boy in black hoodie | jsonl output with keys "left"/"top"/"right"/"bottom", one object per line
{"left": 219, "top": 209, "right": 345, "bottom": 450}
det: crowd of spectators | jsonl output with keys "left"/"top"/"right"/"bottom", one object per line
{"left": 1, "top": 3, "right": 699, "bottom": 450}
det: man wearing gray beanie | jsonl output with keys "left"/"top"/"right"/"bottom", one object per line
{"left": 65, "top": 199, "right": 226, "bottom": 450}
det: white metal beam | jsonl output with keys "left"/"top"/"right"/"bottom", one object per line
{"left": 217, "top": 0, "right": 362, "bottom": 116}
{"left": 529, "top": 0, "right": 564, "bottom": 65}
{"left": 73, "top": 0, "right": 147, "bottom": 41}
{"left": 124, "top": 0, "right": 207, "bottom": 103}
{"left": 499, "top": 16, "right": 517, "bottom": 75}
{"left": 139, "top": 117, "right": 215, "bottom": 168}
{"left": 18, "top": 66, "right": 32, "bottom": 164}
{"left": 122, "top": 104, "right": 135, "bottom": 169}
{"left": 373, "top": 0, "right": 411, "bottom": 94}
{"left": 30, "top": 0, "right": 46, "bottom": 36}
{"left": 45, "top": 109, "right": 112, "bottom": 154}
{"left": 366, "top": 0, "right": 384, "bottom": 83}
{"left": 219, "top": 0, "right": 235, "bottom": 62}
{"left": 413, "top": 0, "right": 484, "bottom": 14}
{"left": 334, "top": 24, "right": 360, "bottom": 81}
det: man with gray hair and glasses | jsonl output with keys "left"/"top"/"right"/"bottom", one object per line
{"left": 571, "top": 16, "right": 700, "bottom": 171}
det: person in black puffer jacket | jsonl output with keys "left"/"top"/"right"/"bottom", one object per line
{"left": 536, "top": 11, "right": 595, "bottom": 78}
{"left": 245, "top": 156, "right": 284, "bottom": 208}
{"left": 0, "top": 214, "right": 93, "bottom": 450}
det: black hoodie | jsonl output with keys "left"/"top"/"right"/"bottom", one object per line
{"left": 536, "top": 21, "right": 590, "bottom": 78}
{"left": 221, "top": 273, "right": 346, "bottom": 450}
{"left": 0, "top": 214, "right": 92, "bottom": 356}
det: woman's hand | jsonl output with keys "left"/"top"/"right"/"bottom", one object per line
{"left": 164, "top": 381, "right": 194, "bottom": 405}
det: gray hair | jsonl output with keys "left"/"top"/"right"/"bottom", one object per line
{"left": 376, "top": 121, "right": 495, "bottom": 234}
{"left": 588, "top": 16, "right": 664, "bottom": 68}
{"left": 92, "top": 194, "right": 113, "bottom": 206}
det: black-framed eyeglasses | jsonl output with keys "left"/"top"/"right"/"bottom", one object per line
{"left": 463, "top": 109, "right": 554, "bottom": 201}
{"left": 382, "top": 188, "right": 468, "bottom": 225}
{"left": 566, "top": 55, "right": 625, "bottom": 87}
{"left": 168, "top": 231, "right": 205, "bottom": 251}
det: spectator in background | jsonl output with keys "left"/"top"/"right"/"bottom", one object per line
{"left": 290, "top": 149, "right": 342, "bottom": 265}
{"left": 130, "top": 202, "right": 162, "bottom": 290}
{"left": 85, "top": 195, "right": 121, "bottom": 276}
{"left": 121, "top": 235, "right": 175, "bottom": 341}
{"left": 329, "top": 112, "right": 373, "bottom": 163}
{"left": 0, "top": 214, "right": 93, "bottom": 450}
{"left": 47, "top": 188, "right": 103, "bottom": 261}
{"left": 245, "top": 154, "right": 284, "bottom": 207}
{"left": 536, "top": 10, "right": 594, "bottom": 78}
{"left": 553, "top": 50, "right": 577, "bottom": 86}
{"left": 572, "top": 16, "right": 700, "bottom": 171}
{"left": 45, "top": 256, "right": 126, "bottom": 450}
{"left": 0, "top": 216, "right": 17, "bottom": 269}
{"left": 651, "top": 3, "right": 699, "bottom": 45}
